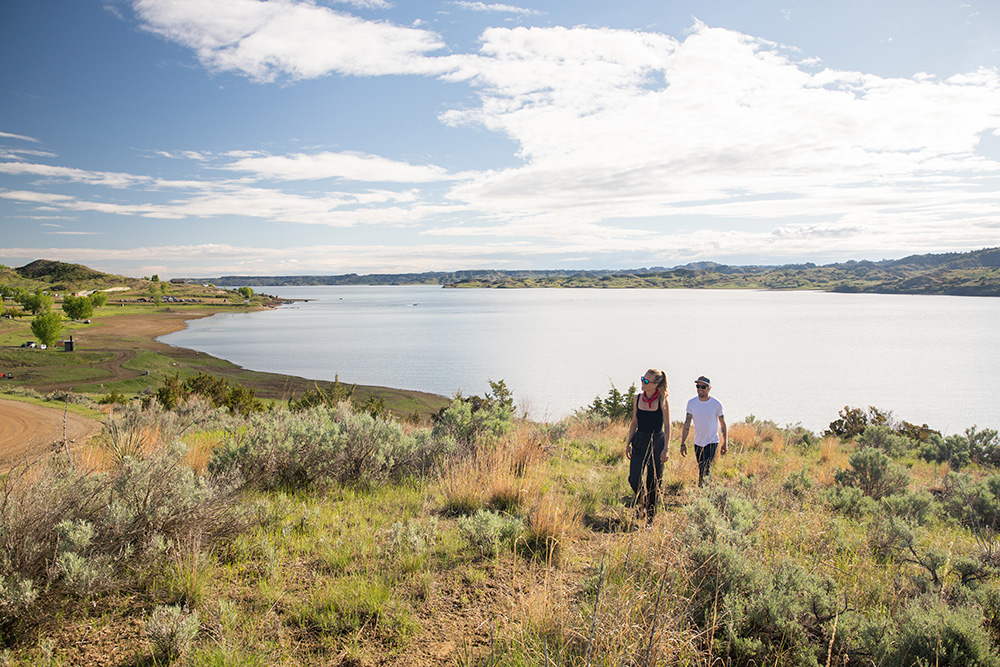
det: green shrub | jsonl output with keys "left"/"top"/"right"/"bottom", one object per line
{"left": 210, "top": 405, "right": 450, "bottom": 491}
{"left": 55, "top": 519, "right": 113, "bottom": 596}
{"left": 97, "top": 389, "right": 128, "bottom": 405}
{"left": 432, "top": 380, "right": 515, "bottom": 447}
{"left": 686, "top": 539, "right": 838, "bottom": 666}
{"left": 288, "top": 377, "right": 355, "bottom": 410}
{"left": 824, "top": 485, "right": 877, "bottom": 518}
{"left": 826, "top": 405, "right": 891, "bottom": 439}
{"left": 458, "top": 510, "right": 523, "bottom": 558}
{"left": 0, "top": 442, "right": 240, "bottom": 627}
{"left": 881, "top": 489, "right": 939, "bottom": 526}
{"left": 857, "top": 424, "right": 914, "bottom": 457}
{"left": 584, "top": 382, "right": 637, "bottom": 422}
{"left": 834, "top": 447, "right": 910, "bottom": 499}
{"left": 0, "top": 574, "right": 37, "bottom": 629}
{"left": 685, "top": 486, "right": 759, "bottom": 545}
{"left": 942, "top": 473, "right": 1000, "bottom": 530}
{"left": 145, "top": 604, "right": 200, "bottom": 663}
{"left": 782, "top": 469, "right": 815, "bottom": 498}
{"left": 882, "top": 597, "right": 1000, "bottom": 667}
{"left": 967, "top": 426, "right": 1000, "bottom": 467}
{"left": 919, "top": 433, "right": 972, "bottom": 470}
{"left": 387, "top": 517, "right": 440, "bottom": 554}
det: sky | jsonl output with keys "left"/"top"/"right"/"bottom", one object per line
{"left": 1, "top": 0, "right": 999, "bottom": 279}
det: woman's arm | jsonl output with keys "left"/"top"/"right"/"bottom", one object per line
{"left": 625, "top": 395, "right": 638, "bottom": 459}
{"left": 660, "top": 400, "right": 671, "bottom": 461}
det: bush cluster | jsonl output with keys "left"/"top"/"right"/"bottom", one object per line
{"left": 432, "top": 379, "right": 515, "bottom": 447}
{"left": 583, "top": 382, "right": 637, "bottom": 422}
{"left": 0, "top": 442, "right": 241, "bottom": 631}
{"left": 209, "top": 403, "right": 451, "bottom": 490}
{"left": 155, "top": 372, "right": 265, "bottom": 416}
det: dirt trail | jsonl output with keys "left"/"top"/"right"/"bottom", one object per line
{"left": 0, "top": 399, "right": 102, "bottom": 466}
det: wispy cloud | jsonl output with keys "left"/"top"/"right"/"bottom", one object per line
{"left": 221, "top": 151, "right": 459, "bottom": 183}
{"left": 0, "top": 132, "right": 39, "bottom": 143}
{"left": 452, "top": 2, "right": 542, "bottom": 16}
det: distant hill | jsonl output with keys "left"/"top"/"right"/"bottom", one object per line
{"left": 186, "top": 247, "right": 1000, "bottom": 296}
{"left": 16, "top": 259, "right": 108, "bottom": 284}
{"left": 2, "top": 260, "right": 147, "bottom": 293}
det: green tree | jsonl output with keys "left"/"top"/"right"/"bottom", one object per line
{"left": 20, "top": 290, "right": 53, "bottom": 315}
{"left": 30, "top": 311, "right": 63, "bottom": 346}
{"left": 90, "top": 291, "right": 108, "bottom": 308}
{"left": 62, "top": 295, "right": 94, "bottom": 321}
{"left": 237, "top": 286, "right": 254, "bottom": 300}
{"left": 156, "top": 373, "right": 187, "bottom": 410}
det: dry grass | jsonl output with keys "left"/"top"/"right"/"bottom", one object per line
{"left": 727, "top": 422, "right": 758, "bottom": 449}
{"left": 439, "top": 427, "right": 547, "bottom": 514}
{"left": 181, "top": 431, "right": 225, "bottom": 473}
{"left": 522, "top": 492, "right": 581, "bottom": 565}
{"left": 817, "top": 436, "right": 849, "bottom": 486}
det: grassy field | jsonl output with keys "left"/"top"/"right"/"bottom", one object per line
{"left": 2, "top": 388, "right": 999, "bottom": 666}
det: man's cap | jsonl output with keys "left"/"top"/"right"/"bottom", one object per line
{"left": 695, "top": 376, "right": 711, "bottom": 386}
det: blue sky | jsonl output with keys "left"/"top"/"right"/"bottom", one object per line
{"left": 1, "top": 0, "right": 999, "bottom": 278}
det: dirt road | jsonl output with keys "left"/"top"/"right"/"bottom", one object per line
{"left": 0, "top": 399, "right": 101, "bottom": 466}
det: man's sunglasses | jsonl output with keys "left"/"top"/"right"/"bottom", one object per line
{"left": 696, "top": 384, "right": 708, "bottom": 389}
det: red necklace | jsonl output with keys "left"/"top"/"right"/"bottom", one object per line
{"left": 640, "top": 389, "right": 659, "bottom": 407}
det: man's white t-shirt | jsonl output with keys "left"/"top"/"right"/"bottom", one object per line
{"left": 686, "top": 396, "right": 724, "bottom": 446}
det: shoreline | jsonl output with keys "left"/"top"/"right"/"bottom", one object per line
{"left": 1, "top": 305, "right": 451, "bottom": 419}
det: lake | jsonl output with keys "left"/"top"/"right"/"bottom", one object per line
{"left": 159, "top": 286, "right": 1000, "bottom": 434}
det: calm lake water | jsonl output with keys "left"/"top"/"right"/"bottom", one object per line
{"left": 160, "top": 286, "right": 1000, "bottom": 434}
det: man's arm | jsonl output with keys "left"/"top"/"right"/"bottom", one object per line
{"left": 680, "top": 413, "right": 692, "bottom": 457}
{"left": 719, "top": 415, "right": 728, "bottom": 455}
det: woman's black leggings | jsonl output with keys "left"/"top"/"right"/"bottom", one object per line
{"left": 628, "top": 430, "right": 665, "bottom": 512}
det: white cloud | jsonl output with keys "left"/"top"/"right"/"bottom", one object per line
{"left": 330, "top": 0, "right": 392, "bottom": 9}
{"left": 0, "top": 161, "right": 152, "bottom": 188}
{"left": 0, "top": 132, "right": 39, "bottom": 143}
{"left": 131, "top": 0, "right": 453, "bottom": 81}
{"left": 452, "top": 2, "right": 541, "bottom": 16}
{"left": 433, "top": 23, "right": 1000, "bottom": 243}
{"left": 221, "top": 151, "right": 457, "bottom": 182}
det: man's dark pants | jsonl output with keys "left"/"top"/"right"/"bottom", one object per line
{"left": 694, "top": 442, "right": 719, "bottom": 486}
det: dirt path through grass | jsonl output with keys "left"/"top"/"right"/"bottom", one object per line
{"left": 0, "top": 398, "right": 102, "bottom": 467}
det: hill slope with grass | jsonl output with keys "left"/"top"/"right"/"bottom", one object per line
{"left": 2, "top": 382, "right": 1000, "bottom": 666}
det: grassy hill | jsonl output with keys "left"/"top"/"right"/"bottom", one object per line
{"left": 5, "top": 259, "right": 149, "bottom": 293}
{"left": 2, "top": 387, "right": 999, "bottom": 666}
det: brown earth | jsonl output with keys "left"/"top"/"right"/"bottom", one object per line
{"left": 0, "top": 398, "right": 102, "bottom": 467}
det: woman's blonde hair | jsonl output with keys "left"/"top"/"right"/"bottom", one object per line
{"left": 646, "top": 368, "right": 668, "bottom": 396}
